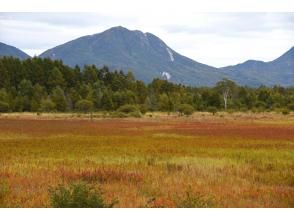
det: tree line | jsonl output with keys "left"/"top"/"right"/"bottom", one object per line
{"left": 0, "top": 56, "right": 293, "bottom": 114}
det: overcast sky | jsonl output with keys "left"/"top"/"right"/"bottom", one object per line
{"left": 0, "top": 12, "right": 293, "bottom": 67}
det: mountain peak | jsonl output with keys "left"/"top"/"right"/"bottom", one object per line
{"left": 107, "top": 26, "right": 130, "bottom": 32}
{"left": 40, "top": 26, "right": 224, "bottom": 86}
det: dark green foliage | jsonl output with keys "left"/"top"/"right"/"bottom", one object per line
{"left": 178, "top": 104, "right": 194, "bottom": 116}
{"left": 76, "top": 99, "right": 94, "bottom": 113}
{"left": 49, "top": 182, "right": 117, "bottom": 208}
{"left": 0, "top": 56, "right": 293, "bottom": 114}
{"left": 287, "top": 103, "right": 294, "bottom": 111}
{"left": 48, "top": 67, "right": 65, "bottom": 89}
{"left": 51, "top": 86, "right": 67, "bottom": 112}
{"left": 0, "top": 101, "right": 9, "bottom": 112}
{"left": 40, "top": 99, "right": 56, "bottom": 112}
{"left": 101, "top": 92, "right": 114, "bottom": 111}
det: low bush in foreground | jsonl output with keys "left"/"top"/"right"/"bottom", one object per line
{"left": 176, "top": 189, "right": 215, "bottom": 208}
{"left": 49, "top": 182, "right": 117, "bottom": 208}
{"left": 0, "top": 181, "right": 9, "bottom": 207}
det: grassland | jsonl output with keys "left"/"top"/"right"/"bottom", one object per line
{"left": 0, "top": 112, "right": 293, "bottom": 207}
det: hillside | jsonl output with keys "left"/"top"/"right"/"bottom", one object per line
{"left": 0, "top": 42, "right": 30, "bottom": 60}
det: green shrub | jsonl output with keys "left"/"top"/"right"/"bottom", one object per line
{"left": 117, "top": 104, "right": 140, "bottom": 114}
{"left": 75, "top": 99, "right": 94, "bottom": 113}
{"left": 49, "top": 182, "right": 117, "bottom": 208}
{"left": 178, "top": 104, "right": 194, "bottom": 116}
{"left": 287, "top": 103, "right": 294, "bottom": 111}
{"left": 0, "top": 101, "right": 9, "bottom": 113}
{"left": 281, "top": 108, "right": 290, "bottom": 115}
{"left": 275, "top": 108, "right": 290, "bottom": 115}
{"left": 207, "top": 106, "right": 217, "bottom": 115}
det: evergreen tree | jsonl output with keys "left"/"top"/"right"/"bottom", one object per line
{"left": 51, "top": 86, "right": 67, "bottom": 112}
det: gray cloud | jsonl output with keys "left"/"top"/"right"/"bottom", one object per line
{"left": 162, "top": 13, "right": 294, "bottom": 35}
{"left": 0, "top": 12, "right": 135, "bottom": 28}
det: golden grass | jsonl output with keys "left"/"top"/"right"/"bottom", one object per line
{"left": 0, "top": 112, "right": 293, "bottom": 207}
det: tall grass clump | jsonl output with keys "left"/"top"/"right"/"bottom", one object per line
{"left": 0, "top": 181, "right": 9, "bottom": 207}
{"left": 49, "top": 182, "right": 117, "bottom": 208}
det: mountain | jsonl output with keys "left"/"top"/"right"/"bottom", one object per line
{"left": 221, "top": 47, "right": 294, "bottom": 87}
{"left": 39, "top": 26, "right": 294, "bottom": 87}
{"left": 0, "top": 42, "right": 30, "bottom": 60}
{"left": 40, "top": 26, "right": 227, "bottom": 86}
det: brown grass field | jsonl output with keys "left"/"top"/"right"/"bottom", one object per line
{"left": 0, "top": 112, "right": 293, "bottom": 207}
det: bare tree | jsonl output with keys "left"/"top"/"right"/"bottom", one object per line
{"left": 216, "top": 79, "right": 237, "bottom": 111}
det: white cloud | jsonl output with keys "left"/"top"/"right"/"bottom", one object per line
{"left": 0, "top": 12, "right": 293, "bottom": 67}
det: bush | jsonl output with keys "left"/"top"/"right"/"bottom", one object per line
{"left": 281, "top": 108, "right": 290, "bottom": 115}
{"left": 49, "top": 182, "right": 117, "bottom": 208}
{"left": 287, "top": 103, "right": 294, "bottom": 111}
{"left": 117, "top": 104, "right": 139, "bottom": 114}
{"left": 138, "top": 104, "right": 148, "bottom": 114}
{"left": 176, "top": 189, "right": 215, "bottom": 208}
{"left": 40, "top": 99, "right": 56, "bottom": 112}
{"left": 274, "top": 108, "right": 290, "bottom": 115}
{"left": 0, "top": 101, "right": 9, "bottom": 112}
{"left": 178, "top": 104, "right": 194, "bottom": 116}
{"left": 76, "top": 99, "right": 94, "bottom": 113}
{"left": 116, "top": 104, "right": 142, "bottom": 118}
{"left": 207, "top": 106, "right": 217, "bottom": 115}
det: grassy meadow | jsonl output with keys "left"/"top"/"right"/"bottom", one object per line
{"left": 0, "top": 112, "right": 293, "bottom": 207}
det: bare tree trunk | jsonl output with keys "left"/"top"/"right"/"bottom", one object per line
{"left": 223, "top": 89, "right": 229, "bottom": 111}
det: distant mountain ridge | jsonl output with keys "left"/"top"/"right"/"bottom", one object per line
{"left": 221, "top": 47, "right": 294, "bottom": 87}
{"left": 40, "top": 26, "right": 227, "bottom": 86}
{"left": 0, "top": 42, "right": 30, "bottom": 60}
